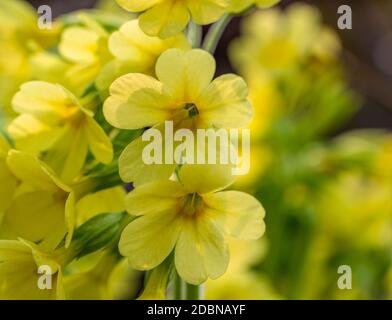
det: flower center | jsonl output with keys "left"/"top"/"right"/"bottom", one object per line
{"left": 185, "top": 103, "right": 199, "bottom": 118}
{"left": 181, "top": 193, "right": 203, "bottom": 217}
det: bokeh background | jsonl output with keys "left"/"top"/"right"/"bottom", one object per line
{"left": 4, "top": 0, "right": 391, "bottom": 299}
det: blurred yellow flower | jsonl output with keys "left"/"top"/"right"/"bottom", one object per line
{"left": 115, "top": 0, "right": 229, "bottom": 38}
{"left": 230, "top": 3, "right": 341, "bottom": 77}
{"left": 206, "top": 239, "right": 279, "bottom": 299}
{"left": 0, "top": 239, "right": 65, "bottom": 300}
{"left": 8, "top": 81, "right": 113, "bottom": 182}
{"left": 104, "top": 48, "right": 252, "bottom": 185}
{"left": 59, "top": 17, "right": 111, "bottom": 94}
{"left": 2, "top": 150, "right": 75, "bottom": 250}
{"left": 97, "top": 19, "right": 190, "bottom": 94}
{"left": 119, "top": 164, "right": 265, "bottom": 285}
{"left": 0, "top": 0, "right": 61, "bottom": 120}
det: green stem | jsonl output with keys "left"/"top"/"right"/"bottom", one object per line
{"left": 187, "top": 20, "right": 202, "bottom": 48}
{"left": 202, "top": 14, "right": 233, "bottom": 54}
{"left": 174, "top": 272, "right": 185, "bottom": 300}
{"left": 185, "top": 283, "right": 204, "bottom": 300}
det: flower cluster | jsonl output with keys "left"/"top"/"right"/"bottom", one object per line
{"left": 0, "top": 0, "right": 284, "bottom": 300}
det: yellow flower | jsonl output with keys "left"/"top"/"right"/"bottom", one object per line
{"left": 2, "top": 150, "right": 75, "bottom": 250}
{"left": 104, "top": 48, "right": 252, "bottom": 185}
{"left": 0, "top": 0, "right": 61, "bottom": 120}
{"left": 8, "top": 81, "right": 113, "bottom": 182}
{"left": 76, "top": 186, "right": 126, "bottom": 225}
{"left": 59, "top": 16, "right": 111, "bottom": 95}
{"left": 64, "top": 251, "right": 120, "bottom": 300}
{"left": 0, "top": 135, "right": 18, "bottom": 218}
{"left": 119, "top": 164, "right": 265, "bottom": 285}
{"left": 116, "top": 0, "right": 230, "bottom": 38}
{"left": 229, "top": 3, "right": 341, "bottom": 77}
{"left": 228, "top": 0, "right": 281, "bottom": 14}
{"left": 97, "top": 19, "right": 190, "bottom": 93}
{"left": 0, "top": 239, "right": 65, "bottom": 300}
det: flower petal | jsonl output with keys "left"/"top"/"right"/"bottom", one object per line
{"left": 139, "top": 1, "right": 190, "bottom": 38}
{"left": 197, "top": 74, "right": 253, "bottom": 128}
{"left": 59, "top": 27, "right": 100, "bottom": 63}
{"left": 85, "top": 116, "right": 113, "bottom": 164}
{"left": 4, "top": 191, "right": 67, "bottom": 249}
{"left": 256, "top": 0, "right": 281, "bottom": 8}
{"left": 119, "top": 133, "right": 176, "bottom": 185}
{"left": 12, "top": 81, "right": 75, "bottom": 122}
{"left": 186, "top": 0, "right": 229, "bottom": 25}
{"left": 8, "top": 114, "right": 65, "bottom": 153}
{"left": 202, "top": 191, "right": 266, "bottom": 239}
{"left": 156, "top": 48, "right": 216, "bottom": 102}
{"left": 179, "top": 164, "right": 235, "bottom": 194}
{"left": 119, "top": 210, "right": 181, "bottom": 270}
{"left": 115, "top": 0, "right": 162, "bottom": 12}
{"left": 125, "top": 180, "right": 185, "bottom": 216}
{"left": 175, "top": 216, "right": 229, "bottom": 285}
{"left": 104, "top": 73, "right": 171, "bottom": 130}
{"left": 6, "top": 150, "right": 63, "bottom": 192}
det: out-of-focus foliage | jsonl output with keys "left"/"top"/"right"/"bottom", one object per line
{"left": 212, "top": 3, "right": 392, "bottom": 300}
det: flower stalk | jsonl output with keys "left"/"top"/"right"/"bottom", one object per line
{"left": 202, "top": 14, "right": 233, "bottom": 54}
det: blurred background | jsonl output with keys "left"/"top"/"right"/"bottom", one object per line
{"left": 2, "top": 0, "right": 391, "bottom": 299}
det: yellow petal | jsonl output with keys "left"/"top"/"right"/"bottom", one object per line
{"left": 228, "top": 0, "right": 253, "bottom": 13}
{"left": 119, "top": 210, "right": 181, "bottom": 270}
{"left": 0, "top": 160, "right": 18, "bottom": 214}
{"left": 115, "top": 0, "right": 162, "bottom": 12}
{"left": 109, "top": 19, "right": 190, "bottom": 68}
{"left": 156, "top": 48, "right": 216, "bottom": 102}
{"left": 175, "top": 216, "right": 229, "bottom": 285}
{"left": 139, "top": 1, "right": 190, "bottom": 38}
{"left": 44, "top": 124, "right": 89, "bottom": 183}
{"left": 4, "top": 191, "right": 67, "bottom": 249}
{"left": 125, "top": 180, "right": 185, "bottom": 216}
{"left": 104, "top": 73, "right": 170, "bottom": 129}
{"left": 12, "top": 81, "right": 76, "bottom": 122}
{"left": 119, "top": 136, "right": 176, "bottom": 185}
{"left": 256, "top": 0, "right": 281, "bottom": 8}
{"left": 85, "top": 116, "right": 113, "bottom": 164}
{"left": 197, "top": 74, "right": 253, "bottom": 128}
{"left": 186, "top": 0, "right": 229, "bottom": 25}
{"left": 8, "top": 114, "right": 65, "bottom": 153}
{"left": 6, "top": 150, "right": 67, "bottom": 192}
{"left": 59, "top": 27, "right": 100, "bottom": 63}
{"left": 76, "top": 187, "right": 126, "bottom": 224}
{"left": 179, "top": 164, "right": 235, "bottom": 194}
{"left": 202, "top": 191, "right": 266, "bottom": 239}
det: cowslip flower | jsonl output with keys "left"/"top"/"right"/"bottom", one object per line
{"left": 115, "top": 0, "right": 230, "bottom": 38}
{"left": 8, "top": 81, "right": 113, "bottom": 182}
{"left": 228, "top": 0, "right": 281, "bottom": 13}
{"left": 229, "top": 3, "right": 341, "bottom": 77}
{"left": 0, "top": 0, "right": 61, "bottom": 119}
{"left": 104, "top": 48, "right": 252, "bottom": 185}
{"left": 119, "top": 164, "right": 265, "bottom": 285}
{"left": 59, "top": 18, "right": 111, "bottom": 95}
{"left": 97, "top": 19, "right": 190, "bottom": 93}
{"left": 0, "top": 239, "right": 65, "bottom": 300}
{"left": 2, "top": 150, "right": 74, "bottom": 250}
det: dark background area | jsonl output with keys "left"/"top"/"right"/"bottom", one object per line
{"left": 27, "top": 0, "right": 392, "bottom": 131}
